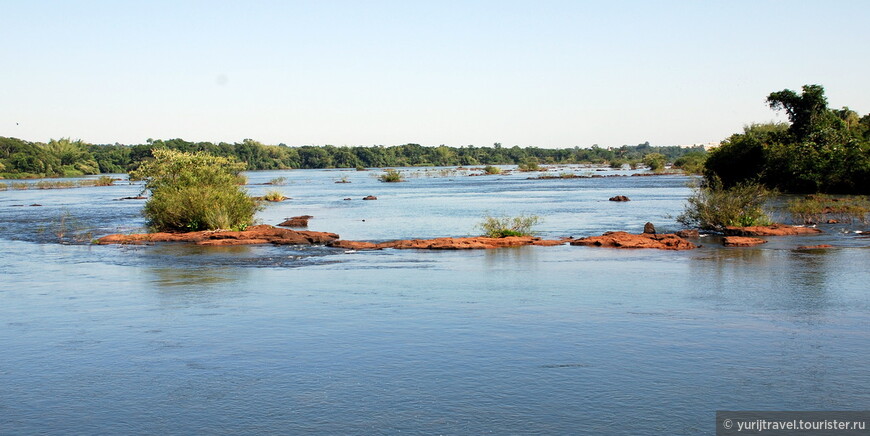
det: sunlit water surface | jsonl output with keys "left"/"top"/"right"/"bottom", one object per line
{"left": 1, "top": 167, "right": 868, "bottom": 435}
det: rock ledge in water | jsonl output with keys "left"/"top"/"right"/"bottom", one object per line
{"left": 569, "top": 232, "right": 696, "bottom": 250}
{"left": 723, "top": 224, "right": 822, "bottom": 236}
{"left": 722, "top": 236, "right": 767, "bottom": 247}
{"left": 278, "top": 215, "right": 313, "bottom": 227}
{"left": 96, "top": 225, "right": 339, "bottom": 246}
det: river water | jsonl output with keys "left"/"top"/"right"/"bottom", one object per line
{"left": 1, "top": 167, "right": 868, "bottom": 435}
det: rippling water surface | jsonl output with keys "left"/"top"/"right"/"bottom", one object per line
{"left": 1, "top": 167, "right": 868, "bottom": 435}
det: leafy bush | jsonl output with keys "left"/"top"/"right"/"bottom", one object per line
{"left": 677, "top": 179, "right": 773, "bottom": 230}
{"left": 478, "top": 214, "right": 541, "bottom": 238}
{"left": 483, "top": 165, "right": 501, "bottom": 175}
{"left": 379, "top": 169, "right": 404, "bottom": 182}
{"left": 129, "top": 149, "right": 258, "bottom": 231}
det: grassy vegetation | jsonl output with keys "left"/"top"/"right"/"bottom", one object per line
{"left": 788, "top": 195, "right": 870, "bottom": 224}
{"left": 677, "top": 179, "right": 773, "bottom": 230}
{"left": 130, "top": 149, "right": 259, "bottom": 231}
{"left": 34, "top": 180, "right": 77, "bottom": 189}
{"left": 478, "top": 214, "right": 542, "bottom": 238}
{"left": 379, "top": 169, "right": 405, "bottom": 182}
{"left": 518, "top": 158, "right": 541, "bottom": 172}
{"left": 483, "top": 165, "right": 502, "bottom": 175}
{"left": 268, "top": 176, "right": 287, "bottom": 185}
{"left": 92, "top": 175, "right": 115, "bottom": 186}
{"left": 262, "top": 190, "right": 286, "bottom": 202}
{"left": 0, "top": 176, "right": 116, "bottom": 190}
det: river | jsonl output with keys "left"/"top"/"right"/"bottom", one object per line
{"left": 1, "top": 166, "right": 868, "bottom": 434}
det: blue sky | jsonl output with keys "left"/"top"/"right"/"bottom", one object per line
{"left": 2, "top": 0, "right": 868, "bottom": 148}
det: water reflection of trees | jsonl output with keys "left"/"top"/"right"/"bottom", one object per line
{"left": 144, "top": 245, "right": 254, "bottom": 308}
{"left": 687, "top": 245, "right": 842, "bottom": 325}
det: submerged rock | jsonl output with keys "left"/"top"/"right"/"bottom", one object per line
{"left": 723, "top": 224, "right": 822, "bottom": 236}
{"left": 569, "top": 232, "right": 696, "bottom": 250}
{"left": 796, "top": 244, "right": 834, "bottom": 250}
{"left": 722, "top": 236, "right": 767, "bottom": 247}
{"left": 328, "top": 236, "right": 566, "bottom": 251}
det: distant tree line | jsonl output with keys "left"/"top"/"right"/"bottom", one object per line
{"left": 705, "top": 84, "right": 870, "bottom": 194}
{"left": 0, "top": 136, "right": 705, "bottom": 178}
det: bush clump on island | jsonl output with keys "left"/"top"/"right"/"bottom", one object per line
{"left": 677, "top": 178, "right": 772, "bottom": 231}
{"left": 478, "top": 214, "right": 541, "bottom": 238}
{"left": 379, "top": 169, "right": 404, "bottom": 182}
{"left": 129, "top": 149, "right": 259, "bottom": 232}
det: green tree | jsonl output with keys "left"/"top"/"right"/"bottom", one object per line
{"left": 642, "top": 152, "right": 666, "bottom": 171}
{"left": 673, "top": 152, "right": 707, "bottom": 174}
{"left": 705, "top": 84, "right": 870, "bottom": 194}
{"left": 129, "top": 149, "right": 258, "bottom": 231}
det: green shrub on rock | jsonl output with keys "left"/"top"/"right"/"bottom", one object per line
{"left": 478, "top": 214, "right": 541, "bottom": 238}
{"left": 677, "top": 178, "right": 772, "bottom": 231}
{"left": 129, "top": 149, "right": 258, "bottom": 231}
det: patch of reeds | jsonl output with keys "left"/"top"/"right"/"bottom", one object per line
{"left": 788, "top": 194, "right": 870, "bottom": 224}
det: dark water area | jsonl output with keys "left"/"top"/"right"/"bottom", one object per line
{"left": 1, "top": 167, "right": 869, "bottom": 435}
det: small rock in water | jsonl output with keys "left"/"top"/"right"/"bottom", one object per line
{"left": 363, "top": 195, "right": 378, "bottom": 200}
{"left": 609, "top": 195, "right": 630, "bottom": 202}
{"left": 675, "top": 229, "right": 699, "bottom": 238}
{"left": 643, "top": 222, "right": 656, "bottom": 234}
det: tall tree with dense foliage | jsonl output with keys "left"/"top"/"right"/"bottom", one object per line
{"left": 129, "top": 149, "right": 258, "bottom": 231}
{"left": 705, "top": 84, "right": 870, "bottom": 194}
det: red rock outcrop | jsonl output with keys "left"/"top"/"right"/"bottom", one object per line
{"left": 609, "top": 195, "right": 630, "bottom": 201}
{"left": 278, "top": 215, "right": 313, "bottom": 227}
{"left": 329, "top": 240, "right": 383, "bottom": 250}
{"left": 722, "top": 236, "right": 767, "bottom": 247}
{"left": 363, "top": 195, "right": 378, "bottom": 200}
{"left": 675, "top": 229, "right": 700, "bottom": 238}
{"left": 96, "top": 225, "right": 339, "bottom": 246}
{"left": 569, "top": 232, "right": 696, "bottom": 250}
{"left": 723, "top": 224, "right": 822, "bottom": 236}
